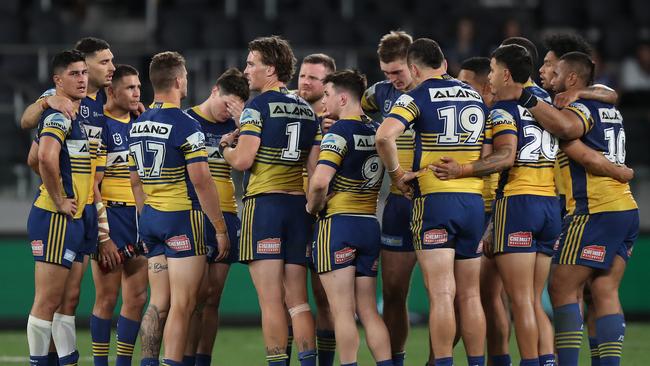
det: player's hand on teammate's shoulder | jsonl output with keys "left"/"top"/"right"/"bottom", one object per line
{"left": 45, "top": 96, "right": 77, "bottom": 120}
{"left": 430, "top": 156, "right": 463, "bottom": 180}
{"left": 215, "top": 231, "right": 230, "bottom": 261}
{"left": 55, "top": 197, "right": 77, "bottom": 217}
{"left": 553, "top": 89, "right": 580, "bottom": 109}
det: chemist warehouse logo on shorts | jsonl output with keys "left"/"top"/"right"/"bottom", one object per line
{"left": 166, "top": 235, "right": 191, "bottom": 252}
{"left": 31, "top": 240, "right": 43, "bottom": 256}
{"left": 580, "top": 245, "right": 606, "bottom": 263}
{"left": 423, "top": 229, "right": 448, "bottom": 245}
{"left": 335, "top": 247, "right": 356, "bottom": 264}
{"left": 257, "top": 238, "right": 281, "bottom": 254}
{"left": 508, "top": 232, "right": 532, "bottom": 247}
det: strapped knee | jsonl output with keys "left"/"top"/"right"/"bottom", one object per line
{"left": 288, "top": 303, "right": 311, "bottom": 318}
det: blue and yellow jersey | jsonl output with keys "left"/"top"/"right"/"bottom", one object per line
{"left": 318, "top": 115, "right": 384, "bottom": 216}
{"left": 96, "top": 110, "right": 134, "bottom": 205}
{"left": 561, "top": 99, "right": 637, "bottom": 215}
{"left": 34, "top": 109, "right": 92, "bottom": 219}
{"left": 491, "top": 98, "right": 558, "bottom": 198}
{"left": 239, "top": 87, "right": 322, "bottom": 197}
{"left": 387, "top": 75, "right": 488, "bottom": 196}
{"left": 186, "top": 106, "right": 238, "bottom": 214}
{"left": 128, "top": 102, "right": 208, "bottom": 212}
{"left": 302, "top": 113, "right": 325, "bottom": 193}
{"left": 362, "top": 80, "right": 414, "bottom": 195}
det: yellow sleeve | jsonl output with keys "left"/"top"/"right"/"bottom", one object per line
{"left": 318, "top": 132, "right": 348, "bottom": 168}
{"left": 489, "top": 109, "right": 517, "bottom": 138}
{"left": 95, "top": 140, "right": 107, "bottom": 172}
{"left": 387, "top": 94, "right": 420, "bottom": 127}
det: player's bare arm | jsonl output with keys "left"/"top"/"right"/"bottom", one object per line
{"left": 560, "top": 139, "right": 634, "bottom": 183}
{"left": 432, "top": 134, "right": 517, "bottom": 179}
{"left": 187, "top": 161, "right": 229, "bottom": 261}
{"left": 376, "top": 117, "right": 415, "bottom": 196}
{"left": 553, "top": 84, "right": 618, "bottom": 109}
{"left": 517, "top": 92, "right": 586, "bottom": 140}
{"left": 27, "top": 141, "right": 40, "bottom": 175}
{"left": 21, "top": 96, "right": 76, "bottom": 130}
{"left": 306, "top": 144, "right": 320, "bottom": 178}
{"left": 38, "top": 135, "right": 77, "bottom": 217}
{"left": 306, "top": 164, "right": 336, "bottom": 215}
{"left": 221, "top": 131, "right": 259, "bottom": 171}
{"left": 129, "top": 170, "right": 146, "bottom": 214}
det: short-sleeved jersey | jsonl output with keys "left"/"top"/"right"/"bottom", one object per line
{"left": 128, "top": 102, "right": 208, "bottom": 212}
{"left": 96, "top": 110, "right": 135, "bottom": 204}
{"left": 561, "top": 99, "right": 637, "bottom": 215}
{"left": 388, "top": 75, "right": 488, "bottom": 196}
{"left": 318, "top": 115, "right": 384, "bottom": 216}
{"left": 491, "top": 99, "right": 558, "bottom": 198}
{"left": 34, "top": 109, "right": 92, "bottom": 219}
{"left": 239, "top": 87, "right": 322, "bottom": 197}
{"left": 362, "top": 80, "right": 414, "bottom": 195}
{"left": 186, "top": 106, "right": 238, "bottom": 213}
{"left": 38, "top": 88, "right": 106, "bottom": 204}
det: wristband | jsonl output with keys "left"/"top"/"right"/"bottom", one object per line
{"left": 40, "top": 97, "right": 50, "bottom": 111}
{"left": 518, "top": 88, "right": 538, "bottom": 109}
{"left": 96, "top": 202, "right": 111, "bottom": 243}
{"left": 387, "top": 164, "right": 400, "bottom": 173}
{"left": 218, "top": 141, "right": 229, "bottom": 156}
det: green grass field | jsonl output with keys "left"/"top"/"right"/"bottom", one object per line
{"left": 2, "top": 324, "right": 650, "bottom": 365}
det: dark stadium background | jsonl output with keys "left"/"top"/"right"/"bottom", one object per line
{"left": 1, "top": 0, "right": 649, "bottom": 356}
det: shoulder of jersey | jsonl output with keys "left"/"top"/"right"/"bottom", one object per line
{"left": 528, "top": 84, "right": 552, "bottom": 103}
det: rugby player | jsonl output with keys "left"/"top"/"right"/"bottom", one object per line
{"left": 518, "top": 51, "right": 637, "bottom": 366}
{"left": 219, "top": 36, "right": 320, "bottom": 366}
{"left": 307, "top": 69, "right": 392, "bottom": 366}
{"left": 26, "top": 50, "right": 90, "bottom": 366}
{"left": 361, "top": 31, "right": 416, "bottom": 366}
{"left": 89, "top": 64, "right": 147, "bottom": 366}
{"left": 183, "top": 68, "right": 248, "bottom": 366}
{"left": 129, "top": 51, "right": 230, "bottom": 366}
{"left": 297, "top": 53, "right": 338, "bottom": 366}
{"left": 377, "top": 38, "right": 489, "bottom": 366}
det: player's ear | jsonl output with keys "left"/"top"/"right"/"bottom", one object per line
{"left": 53, "top": 74, "right": 62, "bottom": 88}
{"left": 266, "top": 64, "right": 276, "bottom": 78}
{"left": 442, "top": 59, "right": 448, "bottom": 72}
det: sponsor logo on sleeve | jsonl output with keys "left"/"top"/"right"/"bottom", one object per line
{"left": 31, "top": 240, "right": 43, "bottom": 256}
{"left": 320, "top": 133, "right": 347, "bottom": 154}
{"left": 240, "top": 108, "right": 262, "bottom": 127}
{"left": 394, "top": 94, "right": 414, "bottom": 108}
{"left": 166, "top": 235, "right": 192, "bottom": 252}
{"left": 130, "top": 121, "right": 172, "bottom": 139}
{"left": 43, "top": 113, "right": 71, "bottom": 132}
{"left": 568, "top": 102, "right": 591, "bottom": 120}
{"left": 186, "top": 131, "right": 206, "bottom": 152}
{"left": 268, "top": 102, "right": 316, "bottom": 120}
{"left": 507, "top": 232, "right": 532, "bottom": 247}
{"left": 334, "top": 247, "right": 356, "bottom": 264}
{"left": 490, "top": 109, "right": 515, "bottom": 126}
{"left": 423, "top": 229, "right": 448, "bottom": 245}
{"left": 257, "top": 238, "right": 281, "bottom": 254}
{"left": 580, "top": 245, "right": 606, "bottom": 262}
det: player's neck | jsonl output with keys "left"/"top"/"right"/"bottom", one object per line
{"left": 152, "top": 91, "right": 181, "bottom": 107}
{"left": 261, "top": 79, "right": 285, "bottom": 93}
{"left": 418, "top": 68, "right": 446, "bottom": 83}
{"left": 197, "top": 100, "right": 220, "bottom": 123}
{"left": 310, "top": 101, "right": 325, "bottom": 115}
{"left": 339, "top": 103, "right": 363, "bottom": 120}
{"left": 86, "top": 84, "right": 101, "bottom": 98}
{"left": 496, "top": 83, "right": 524, "bottom": 101}
{"left": 105, "top": 102, "right": 130, "bottom": 120}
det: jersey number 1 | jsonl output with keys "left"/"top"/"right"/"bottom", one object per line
{"left": 281, "top": 122, "right": 301, "bottom": 161}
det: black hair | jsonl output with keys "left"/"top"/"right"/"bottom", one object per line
{"left": 460, "top": 57, "right": 491, "bottom": 78}
{"left": 52, "top": 49, "right": 86, "bottom": 74}
{"left": 543, "top": 33, "right": 592, "bottom": 58}
{"left": 407, "top": 38, "right": 445, "bottom": 69}
{"left": 491, "top": 44, "right": 532, "bottom": 83}
{"left": 323, "top": 69, "right": 367, "bottom": 101}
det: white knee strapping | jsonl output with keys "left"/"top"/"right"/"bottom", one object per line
{"left": 52, "top": 313, "right": 77, "bottom": 357}
{"left": 288, "top": 303, "right": 311, "bottom": 318}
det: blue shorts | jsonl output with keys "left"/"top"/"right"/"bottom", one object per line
{"left": 78, "top": 204, "right": 98, "bottom": 261}
{"left": 411, "top": 193, "right": 484, "bottom": 259}
{"left": 554, "top": 210, "right": 639, "bottom": 269}
{"left": 312, "top": 214, "right": 380, "bottom": 277}
{"left": 493, "top": 195, "right": 561, "bottom": 256}
{"left": 239, "top": 194, "right": 313, "bottom": 265}
{"left": 139, "top": 205, "right": 208, "bottom": 259}
{"left": 206, "top": 212, "right": 240, "bottom": 264}
{"left": 107, "top": 204, "right": 138, "bottom": 250}
{"left": 381, "top": 193, "right": 414, "bottom": 252}
{"left": 27, "top": 206, "right": 85, "bottom": 269}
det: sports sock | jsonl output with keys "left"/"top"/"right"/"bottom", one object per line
{"left": 161, "top": 359, "right": 183, "bottom": 366}
{"left": 316, "top": 329, "right": 335, "bottom": 366}
{"left": 116, "top": 315, "right": 140, "bottom": 366}
{"left": 182, "top": 355, "right": 196, "bottom": 366}
{"left": 589, "top": 337, "right": 600, "bottom": 366}
{"left": 539, "top": 354, "right": 555, "bottom": 366}
{"left": 90, "top": 314, "right": 111, "bottom": 366}
{"left": 553, "top": 303, "right": 583, "bottom": 366}
{"left": 27, "top": 315, "right": 52, "bottom": 366}
{"left": 52, "top": 313, "right": 78, "bottom": 365}
{"left": 596, "top": 314, "right": 625, "bottom": 366}
{"left": 392, "top": 351, "right": 405, "bottom": 366}
{"left": 468, "top": 355, "right": 485, "bottom": 366}
{"left": 298, "top": 350, "right": 316, "bottom": 366}
{"left": 195, "top": 353, "right": 211, "bottom": 366}
{"left": 434, "top": 357, "right": 453, "bottom": 366}
{"left": 519, "top": 359, "right": 539, "bottom": 366}
{"left": 490, "top": 354, "right": 512, "bottom": 366}
{"left": 141, "top": 358, "right": 160, "bottom": 366}
{"left": 286, "top": 326, "right": 293, "bottom": 366}
{"left": 376, "top": 360, "right": 394, "bottom": 366}
{"left": 267, "top": 353, "right": 289, "bottom": 366}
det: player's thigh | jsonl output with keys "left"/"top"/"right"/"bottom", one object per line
{"left": 90, "top": 259, "right": 122, "bottom": 299}
{"left": 533, "top": 253, "right": 552, "bottom": 295}
{"left": 318, "top": 266, "right": 356, "bottom": 313}
{"left": 121, "top": 256, "right": 149, "bottom": 305}
{"left": 495, "top": 252, "right": 537, "bottom": 298}
{"left": 167, "top": 256, "right": 206, "bottom": 296}
{"left": 380, "top": 250, "right": 416, "bottom": 294}
{"left": 32, "top": 261, "right": 70, "bottom": 315}
{"left": 589, "top": 255, "right": 627, "bottom": 315}
{"left": 416, "top": 248, "right": 456, "bottom": 296}
{"left": 284, "top": 263, "right": 308, "bottom": 306}
{"left": 548, "top": 263, "right": 592, "bottom": 306}
{"left": 455, "top": 257, "right": 481, "bottom": 298}
{"left": 355, "top": 276, "right": 380, "bottom": 318}
{"left": 248, "top": 259, "right": 285, "bottom": 303}
{"left": 147, "top": 255, "right": 170, "bottom": 309}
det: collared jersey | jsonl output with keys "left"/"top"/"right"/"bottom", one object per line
{"left": 318, "top": 115, "right": 384, "bottom": 216}
{"left": 34, "top": 108, "right": 92, "bottom": 219}
{"left": 186, "top": 106, "right": 238, "bottom": 213}
{"left": 388, "top": 75, "right": 489, "bottom": 196}
{"left": 362, "top": 80, "right": 414, "bottom": 195}
{"left": 128, "top": 102, "right": 208, "bottom": 212}
{"left": 96, "top": 110, "right": 135, "bottom": 204}
{"left": 239, "top": 87, "right": 322, "bottom": 197}
{"left": 561, "top": 99, "right": 637, "bottom": 215}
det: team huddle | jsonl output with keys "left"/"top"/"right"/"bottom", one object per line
{"left": 23, "top": 30, "right": 637, "bottom": 366}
